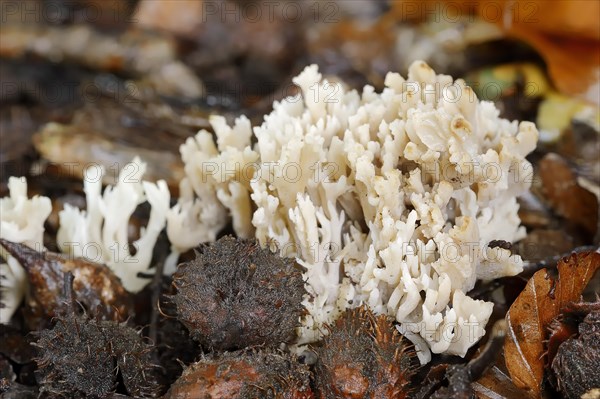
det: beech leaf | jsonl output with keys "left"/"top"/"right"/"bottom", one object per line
{"left": 504, "top": 251, "right": 600, "bottom": 397}
{"left": 0, "top": 239, "right": 133, "bottom": 326}
{"left": 539, "top": 153, "right": 599, "bottom": 236}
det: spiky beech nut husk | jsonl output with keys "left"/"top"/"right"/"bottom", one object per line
{"left": 550, "top": 301, "right": 600, "bottom": 399}
{"left": 313, "top": 306, "right": 416, "bottom": 399}
{"left": 546, "top": 301, "right": 596, "bottom": 364}
{"left": 108, "top": 323, "right": 165, "bottom": 398}
{"left": 172, "top": 236, "right": 305, "bottom": 351}
{"left": 0, "top": 239, "right": 132, "bottom": 326}
{"left": 33, "top": 274, "right": 163, "bottom": 398}
{"left": 35, "top": 316, "right": 163, "bottom": 398}
{"left": 165, "top": 349, "right": 313, "bottom": 399}
{"left": 35, "top": 314, "right": 115, "bottom": 398}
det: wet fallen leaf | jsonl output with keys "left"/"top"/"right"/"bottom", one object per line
{"left": 504, "top": 251, "right": 600, "bottom": 396}
{"left": 517, "top": 192, "right": 552, "bottom": 229}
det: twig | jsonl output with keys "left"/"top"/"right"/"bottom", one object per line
{"left": 148, "top": 255, "right": 166, "bottom": 345}
{"left": 521, "top": 245, "right": 597, "bottom": 275}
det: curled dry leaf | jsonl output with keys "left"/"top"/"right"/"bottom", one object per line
{"left": 0, "top": 239, "right": 132, "bottom": 325}
{"left": 504, "top": 251, "right": 600, "bottom": 396}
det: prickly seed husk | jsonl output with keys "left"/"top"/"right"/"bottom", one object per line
{"left": 172, "top": 236, "right": 306, "bottom": 351}
{"left": 314, "top": 306, "right": 416, "bottom": 399}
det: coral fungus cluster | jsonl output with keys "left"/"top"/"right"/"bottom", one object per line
{"left": 167, "top": 61, "right": 538, "bottom": 360}
{"left": 1, "top": 61, "right": 538, "bottom": 362}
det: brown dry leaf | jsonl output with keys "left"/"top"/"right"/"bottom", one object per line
{"left": 538, "top": 153, "right": 599, "bottom": 236}
{"left": 487, "top": 0, "right": 600, "bottom": 104}
{"left": 0, "top": 239, "right": 133, "bottom": 327}
{"left": 505, "top": 25, "right": 600, "bottom": 105}
{"left": 420, "top": 1, "right": 600, "bottom": 103}
{"left": 473, "top": 363, "right": 524, "bottom": 399}
{"left": 403, "top": 1, "right": 599, "bottom": 40}
{"left": 504, "top": 251, "right": 600, "bottom": 397}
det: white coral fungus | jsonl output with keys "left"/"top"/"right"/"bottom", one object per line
{"left": 1, "top": 177, "right": 52, "bottom": 323}
{"left": 171, "top": 61, "right": 538, "bottom": 362}
{"left": 164, "top": 115, "right": 256, "bottom": 274}
{"left": 58, "top": 157, "right": 170, "bottom": 293}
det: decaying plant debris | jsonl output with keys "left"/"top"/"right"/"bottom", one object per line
{"left": 1, "top": 1, "right": 599, "bottom": 398}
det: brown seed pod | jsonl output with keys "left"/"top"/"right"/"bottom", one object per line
{"left": 0, "top": 239, "right": 132, "bottom": 326}
{"left": 35, "top": 313, "right": 116, "bottom": 398}
{"left": 172, "top": 236, "right": 305, "bottom": 351}
{"left": 164, "top": 349, "right": 313, "bottom": 399}
{"left": 33, "top": 274, "right": 163, "bottom": 398}
{"left": 313, "top": 306, "right": 416, "bottom": 399}
{"left": 550, "top": 301, "right": 600, "bottom": 399}
{"left": 547, "top": 301, "right": 598, "bottom": 365}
